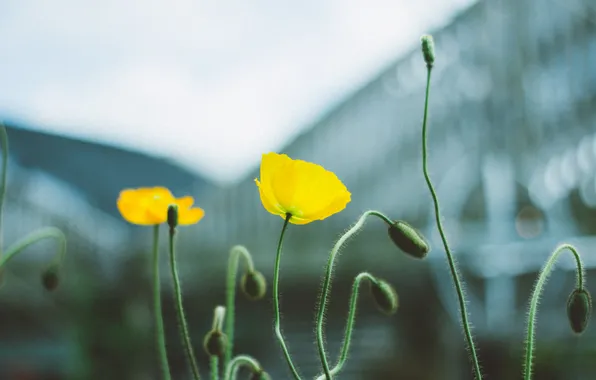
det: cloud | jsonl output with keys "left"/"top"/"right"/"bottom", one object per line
{"left": 0, "top": 0, "right": 475, "bottom": 184}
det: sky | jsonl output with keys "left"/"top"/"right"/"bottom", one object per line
{"left": 0, "top": 0, "right": 475, "bottom": 185}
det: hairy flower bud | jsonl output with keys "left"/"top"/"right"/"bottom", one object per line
{"left": 203, "top": 330, "right": 228, "bottom": 357}
{"left": 41, "top": 266, "right": 60, "bottom": 291}
{"left": 167, "top": 204, "right": 178, "bottom": 229}
{"left": 420, "top": 34, "right": 435, "bottom": 68}
{"left": 241, "top": 270, "right": 267, "bottom": 300}
{"left": 567, "top": 288, "right": 592, "bottom": 334}
{"left": 388, "top": 220, "right": 430, "bottom": 259}
{"left": 370, "top": 279, "right": 399, "bottom": 315}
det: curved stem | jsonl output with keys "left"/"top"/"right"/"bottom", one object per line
{"left": 421, "top": 66, "right": 482, "bottom": 379}
{"left": 210, "top": 355, "right": 219, "bottom": 380}
{"left": 0, "top": 124, "right": 8, "bottom": 256}
{"left": 523, "top": 243, "right": 584, "bottom": 380}
{"left": 224, "top": 245, "right": 255, "bottom": 367}
{"left": 273, "top": 214, "right": 301, "bottom": 379}
{"left": 152, "top": 225, "right": 171, "bottom": 380}
{"left": 223, "top": 355, "right": 262, "bottom": 380}
{"left": 315, "top": 272, "right": 377, "bottom": 380}
{"left": 315, "top": 210, "right": 392, "bottom": 379}
{"left": 168, "top": 228, "right": 201, "bottom": 380}
{"left": 0, "top": 227, "right": 66, "bottom": 270}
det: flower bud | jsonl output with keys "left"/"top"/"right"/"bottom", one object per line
{"left": 203, "top": 330, "right": 228, "bottom": 357}
{"left": 420, "top": 34, "right": 435, "bottom": 68}
{"left": 167, "top": 204, "right": 178, "bottom": 229}
{"left": 249, "top": 370, "right": 271, "bottom": 380}
{"left": 567, "top": 288, "right": 592, "bottom": 334}
{"left": 241, "top": 270, "right": 267, "bottom": 300}
{"left": 370, "top": 279, "right": 399, "bottom": 315}
{"left": 388, "top": 220, "right": 430, "bottom": 259}
{"left": 41, "top": 266, "right": 60, "bottom": 291}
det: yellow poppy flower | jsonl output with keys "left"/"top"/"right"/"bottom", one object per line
{"left": 254, "top": 152, "right": 351, "bottom": 224}
{"left": 117, "top": 187, "right": 204, "bottom": 226}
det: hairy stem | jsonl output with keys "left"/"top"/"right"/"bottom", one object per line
{"left": 315, "top": 272, "right": 377, "bottom": 380}
{"left": 0, "top": 227, "right": 66, "bottom": 270}
{"left": 523, "top": 243, "right": 584, "bottom": 380}
{"left": 315, "top": 210, "right": 392, "bottom": 379}
{"left": 223, "top": 355, "right": 262, "bottom": 380}
{"left": 421, "top": 66, "right": 482, "bottom": 379}
{"left": 152, "top": 225, "right": 171, "bottom": 380}
{"left": 210, "top": 355, "right": 219, "bottom": 380}
{"left": 224, "top": 245, "right": 255, "bottom": 367}
{"left": 168, "top": 228, "right": 201, "bottom": 380}
{"left": 273, "top": 214, "right": 301, "bottom": 379}
{"left": 0, "top": 124, "right": 8, "bottom": 256}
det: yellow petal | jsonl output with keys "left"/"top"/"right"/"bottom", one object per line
{"left": 174, "top": 196, "right": 205, "bottom": 225}
{"left": 260, "top": 152, "right": 292, "bottom": 187}
{"left": 256, "top": 153, "right": 293, "bottom": 217}
{"left": 118, "top": 194, "right": 154, "bottom": 224}
{"left": 135, "top": 187, "right": 175, "bottom": 204}
{"left": 117, "top": 187, "right": 175, "bottom": 225}
{"left": 145, "top": 195, "right": 205, "bottom": 226}
{"left": 270, "top": 160, "right": 299, "bottom": 214}
{"left": 287, "top": 214, "right": 314, "bottom": 225}
{"left": 288, "top": 160, "right": 336, "bottom": 217}
{"left": 147, "top": 199, "right": 177, "bottom": 224}
{"left": 308, "top": 189, "right": 351, "bottom": 221}
{"left": 255, "top": 179, "right": 285, "bottom": 216}
{"left": 176, "top": 196, "right": 194, "bottom": 209}
{"left": 178, "top": 207, "right": 205, "bottom": 225}
{"left": 144, "top": 209, "right": 169, "bottom": 225}
{"left": 255, "top": 153, "right": 351, "bottom": 224}
{"left": 118, "top": 188, "right": 142, "bottom": 204}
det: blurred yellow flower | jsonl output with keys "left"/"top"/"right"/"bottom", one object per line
{"left": 255, "top": 152, "right": 351, "bottom": 225}
{"left": 117, "top": 187, "right": 204, "bottom": 226}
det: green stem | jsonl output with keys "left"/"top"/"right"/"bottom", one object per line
{"left": 0, "top": 227, "right": 66, "bottom": 270}
{"left": 152, "top": 225, "right": 171, "bottom": 380}
{"left": 224, "top": 245, "right": 255, "bottom": 368}
{"left": 523, "top": 243, "right": 584, "bottom": 380}
{"left": 168, "top": 227, "right": 201, "bottom": 380}
{"left": 316, "top": 210, "right": 392, "bottom": 379}
{"left": 0, "top": 124, "right": 8, "bottom": 256}
{"left": 223, "top": 355, "right": 262, "bottom": 380}
{"left": 315, "top": 272, "right": 377, "bottom": 380}
{"left": 210, "top": 355, "right": 219, "bottom": 380}
{"left": 273, "top": 214, "right": 301, "bottom": 379}
{"left": 421, "top": 66, "right": 482, "bottom": 379}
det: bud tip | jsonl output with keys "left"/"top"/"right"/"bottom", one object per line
{"left": 167, "top": 204, "right": 178, "bottom": 228}
{"left": 388, "top": 220, "right": 430, "bottom": 259}
{"left": 241, "top": 270, "right": 267, "bottom": 301}
{"left": 42, "top": 266, "right": 60, "bottom": 291}
{"left": 203, "top": 330, "right": 228, "bottom": 357}
{"left": 420, "top": 34, "right": 435, "bottom": 67}
{"left": 370, "top": 278, "right": 399, "bottom": 315}
{"left": 212, "top": 305, "right": 226, "bottom": 331}
{"left": 567, "top": 288, "right": 592, "bottom": 334}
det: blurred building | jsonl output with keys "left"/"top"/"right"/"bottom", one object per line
{"left": 0, "top": 122, "right": 217, "bottom": 379}
{"left": 3, "top": 0, "right": 596, "bottom": 378}
{"left": 197, "top": 0, "right": 596, "bottom": 378}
